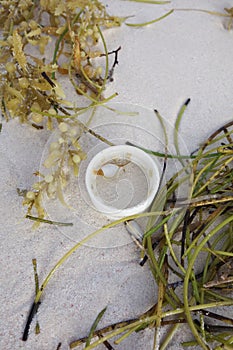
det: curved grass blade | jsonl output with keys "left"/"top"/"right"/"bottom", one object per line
{"left": 174, "top": 98, "right": 191, "bottom": 167}
{"left": 85, "top": 307, "right": 107, "bottom": 347}
{"left": 126, "top": 9, "right": 173, "bottom": 27}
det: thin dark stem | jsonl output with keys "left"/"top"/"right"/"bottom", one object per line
{"left": 22, "top": 301, "right": 40, "bottom": 341}
{"left": 96, "top": 332, "right": 115, "bottom": 350}
{"left": 26, "top": 215, "right": 73, "bottom": 226}
{"left": 139, "top": 240, "right": 160, "bottom": 266}
{"left": 41, "top": 72, "right": 56, "bottom": 88}
{"left": 102, "top": 46, "right": 121, "bottom": 82}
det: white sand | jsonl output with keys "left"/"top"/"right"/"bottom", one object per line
{"left": 1, "top": 1, "right": 233, "bottom": 349}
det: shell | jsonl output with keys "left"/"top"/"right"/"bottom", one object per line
{"left": 98, "top": 163, "right": 119, "bottom": 178}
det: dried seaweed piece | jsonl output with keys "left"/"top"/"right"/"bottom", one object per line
{"left": 12, "top": 29, "right": 28, "bottom": 72}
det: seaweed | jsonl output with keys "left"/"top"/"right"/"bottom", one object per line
{"left": 0, "top": 0, "right": 126, "bottom": 223}
{"left": 22, "top": 104, "right": 233, "bottom": 348}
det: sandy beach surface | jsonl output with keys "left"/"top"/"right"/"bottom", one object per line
{"left": 0, "top": 1, "right": 233, "bottom": 349}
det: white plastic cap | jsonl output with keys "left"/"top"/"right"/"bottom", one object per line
{"left": 85, "top": 145, "right": 160, "bottom": 219}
